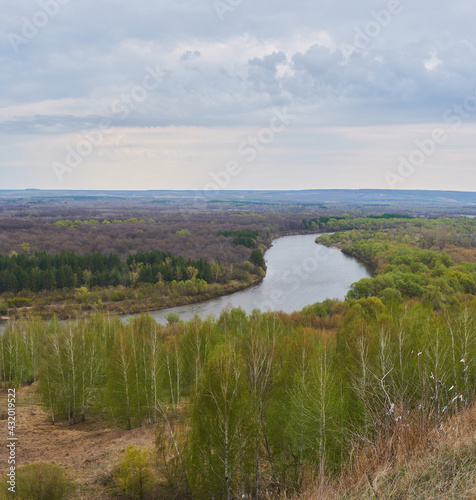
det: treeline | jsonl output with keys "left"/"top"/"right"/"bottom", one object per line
{"left": 127, "top": 252, "right": 214, "bottom": 284}
{"left": 301, "top": 214, "right": 414, "bottom": 231}
{"left": 345, "top": 243, "right": 475, "bottom": 307}
{"left": 217, "top": 229, "right": 260, "bottom": 248}
{"left": 316, "top": 221, "right": 476, "bottom": 308}
{"left": 302, "top": 214, "right": 473, "bottom": 234}
{"left": 1, "top": 298, "right": 475, "bottom": 498}
{"left": 54, "top": 218, "right": 155, "bottom": 227}
{"left": 0, "top": 209, "right": 295, "bottom": 262}
{"left": 301, "top": 215, "right": 347, "bottom": 229}
{"left": 0, "top": 250, "right": 218, "bottom": 294}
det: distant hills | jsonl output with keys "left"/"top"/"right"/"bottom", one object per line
{"left": 0, "top": 189, "right": 474, "bottom": 212}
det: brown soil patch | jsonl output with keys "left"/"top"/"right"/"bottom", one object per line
{"left": 0, "top": 384, "right": 157, "bottom": 499}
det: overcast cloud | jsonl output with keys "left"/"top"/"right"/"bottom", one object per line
{"left": 1, "top": 0, "right": 475, "bottom": 191}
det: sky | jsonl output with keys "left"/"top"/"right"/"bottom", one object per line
{"left": 1, "top": 0, "right": 476, "bottom": 192}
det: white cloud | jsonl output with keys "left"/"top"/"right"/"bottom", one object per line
{"left": 1, "top": 0, "right": 476, "bottom": 190}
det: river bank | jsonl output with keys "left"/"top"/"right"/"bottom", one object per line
{"left": 0, "top": 232, "right": 309, "bottom": 323}
{"left": 136, "top": 234, "right": 373, "bottom": 325}
{"left": 314, "top": 235, "right": 377, "bottom": 274}
{"left": 0, "top": 274, "right": 264, "bottom": 322}
{"left": 0, "top": 233, "right": 372, "bottom": 325}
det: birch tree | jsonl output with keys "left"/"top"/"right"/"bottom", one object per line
{"left": 188, "top": 343, "right": 253, "bottom": 500}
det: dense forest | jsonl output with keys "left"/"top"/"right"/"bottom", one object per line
{"left": 316, "top": 217, "right": 476, "bottom": 309}
{"left": 0, "top": 210, "right": 273, "bottom": 317}
{"left": 0, "top": 204, "right": 301, "bottom": 262}
{"left": 0, "top": 197, "right": 475, "bottom": 498}
{"left": 1, "top": 298, "right": 475, "bottom": 498}
{"left": 0, "top": 250, "right": 217, "bottom": 294}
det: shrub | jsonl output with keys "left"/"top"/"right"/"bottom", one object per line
{"left": 166, "top": 312, "right": 180, "bottom": 325}
{"left": 0, "top": 462, "right": 75, "bottom": 500}
{"left": 114, "top": 446, "right": 154, "bottom": 499}
{"left": 6, "top": 297, "right": 32, "bottom": 308}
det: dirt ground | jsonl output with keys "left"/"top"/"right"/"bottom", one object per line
{"left": 0, "top": 384, "right": 157, "bottom": 499}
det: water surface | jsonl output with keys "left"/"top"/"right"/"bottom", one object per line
{"left": 130, "top": 234, "right": 371, "bottom": 324}
{"left": 0, "top": 234, "right": 372, "bottom": 329}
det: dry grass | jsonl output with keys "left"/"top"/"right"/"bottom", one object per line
{"left": 292, "top": 404, "right": 476, "bottom": 500}
{"left": 0, "top": 385, "right": 156, "bottom": 499}
{"left": 1, "top": 386, "right": 475, "bottom": 499}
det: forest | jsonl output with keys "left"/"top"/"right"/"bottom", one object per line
{"left": 0, "top": 250, "right": 218, "bottom": 294}
{"left": 1, "top": 298, "right": 475, "bottom": 499}
{"left": 0, "top": 205, "right": 278, "bottom": 318}
{"left": 0, "top": 195, "right": 475, "bottom": 498}
{"left": 316, "top": 217, "right": 476, "bottom": 309}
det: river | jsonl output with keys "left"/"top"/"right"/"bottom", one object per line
{"left": 124, "top": 233, "right": 372, "bottom": 324}
{"left": 0, "top": 234, "right": 372, "bottom": 329}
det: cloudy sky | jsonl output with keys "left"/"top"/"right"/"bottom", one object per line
{"left": 1, "top": 0, "right": 475, "bottom": 191}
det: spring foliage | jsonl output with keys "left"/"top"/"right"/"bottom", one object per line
{"left": 1, "top": 297, "right": 475, "bottom": 498}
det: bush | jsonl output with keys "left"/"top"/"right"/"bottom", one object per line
{"left": 0, "top": 462, "right": 75, "bottom": 500}
{"left": 6, "top": 297, "right": 32, "bottom": 308}
{"left": 166, "top": 313, "right": 180, "bottom": 325}
{"left": 115, "top": 446, "right": 154, "bottom": 499}
{"left": 0, "top": 301, "right": 7, "bottom": 315}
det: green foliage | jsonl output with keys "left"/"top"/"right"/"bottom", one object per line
{"left": 0, "top": 462, "right": 75, "bottom": 500}
{"left": 217, "top": 229, "right": 260, "bottom": 248}
{"left": 302, "top": 215, "right": 347, "bottom": 229}
{"left": 318, "top": 223, "right": 476, "bottom": 308}
{"left": 188, "top": 343, "right": 254, "bottom": 499}
{"left": 6, "top": 297, "right": 32, "bottom": 308}
{"left": 0, "top": 248, "right": 219, "bottom": 295}
{"left": 304, "top": 214, "right": 415, "bottom": 231}
{"left": 54, "top": 218, "right": 99, "bottom": 227}
{"left": 0, "top": 327, "right": 32, "bottom": 387}
{"left": 175, "top": 229, "right": 191, "bottom": 236}
{"left": 127, "top": 251, "right": 215, "bottom": 284}
{"left": 2, "top": 280, "right": 475, "bottom": 498}
{"left": 166, "top": 312, "right": 180, "bottom": 325}
{"left": 250, "top": 249, "right": 265, "bottom": 268}
{"left": 37, "top": 316, "right": 111, "bottom": 424}
{"left": 115, "top": 446, "right": 154, "bottom": 499}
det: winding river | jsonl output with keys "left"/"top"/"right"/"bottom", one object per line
{"left": 125, "top": 234, "right": 372, "bottom": 324}
{"left": 0, "top": 234, "right": 372, "bottom": 329}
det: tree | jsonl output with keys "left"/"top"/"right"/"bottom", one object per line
{"left": 115, "top": 446, "right": 154, "bottom": 499}
{"left": 188, "top": 344, "right": 254, "bottom": 499}
{"left": 250, "top": 249, "right": 265, "bottom": 269}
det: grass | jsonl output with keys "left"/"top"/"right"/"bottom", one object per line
{"left": 0, "top": 385, "right": 157, "bottom": 499}
{"left": 1, "top": 387, "right": 475, "bottom": 499}
{"left": 293, "top": 403, "right": 476, "bottom": 499}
